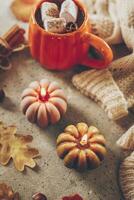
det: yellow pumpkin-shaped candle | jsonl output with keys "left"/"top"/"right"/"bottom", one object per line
{"left": 56, "top": 123, "right": 107, "bottom": 171}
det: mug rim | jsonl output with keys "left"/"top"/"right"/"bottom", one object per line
{"left": 31, "top": 0, "right": 89, "bottom": 37}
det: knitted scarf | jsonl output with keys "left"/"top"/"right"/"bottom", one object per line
{"left": 72, "top": 0, "right": 134, "bottom": 120}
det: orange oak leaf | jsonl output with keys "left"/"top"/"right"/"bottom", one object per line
{"left": 11, "top": 0, "right": 39, "bottom": 22}
{"left": 0, "top": 122, "right": 39, "bottom": 171}
{"left": 0, "top": 183, "right": 20, "bottom": 200}
{"left": 62, "top": 194, "right": 83, "bottom": 200}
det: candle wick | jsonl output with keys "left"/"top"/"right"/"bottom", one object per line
{"left": 41, "top": 88, "right": 46, "bottom": 97}
{"left": 80, "top": 134, "right": 88, "bottom": 146}
{"left": 39, "top": 88, "right": 50, "bottom": 102}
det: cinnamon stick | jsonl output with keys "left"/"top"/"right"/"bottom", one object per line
{"left": 0, "top": 25, "right": 26, "bottom": 70}
{"left": 3, "top": 25, "right": 25, "bottom": 49}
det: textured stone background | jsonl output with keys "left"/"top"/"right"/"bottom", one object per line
{"left": 0, "top": 1, "right": 134, "bottom": 200}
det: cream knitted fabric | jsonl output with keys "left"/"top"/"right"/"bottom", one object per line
{"left": 109, "top": 55, "right": 134, "bottom": 109}
{"left": 72, "top": 63, "right": 134, "bottom": 120}
{"left": 72, "top": 69, "right": 128, "bottom": 120}
{"left": 81, "top": 0, "right": 122, "bottom": 44}
{"left": 117, "top": 125, "right": 134, "bottom": 200}
{"left": 116, "top": 0, "right": 134, "bottom": 50}
{"left": 119, "top": 152, "right": 134, "bottom": 200}
{"left": 109, "top": 0, "right": 134, "bottom": 109}
{"left": 117, "top": 125, "right": 134, "bottom": 151}
{"left": 72, "top": 0, "right": 134, "bottom": 120}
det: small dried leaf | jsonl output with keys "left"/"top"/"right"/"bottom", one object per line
{"left": 0, "top": 183, "right": 19, "bottom": 200}
{"left": 62, "top": 194, "right": 83, "bottom": 200}
{"left": 11, "top": 0, "right": 39, "bottom": 22}
{"left": 0, "top": 121, "right": 39, "bottom": 171}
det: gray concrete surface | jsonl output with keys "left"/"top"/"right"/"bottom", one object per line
{"left": 0, "top": 47, "right": 133, "bottom": 200}
{"left": 0, "top": 1, "right": 134, "bottom": 199}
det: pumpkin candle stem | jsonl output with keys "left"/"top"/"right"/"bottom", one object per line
{"left": 80, "top": 134, "right": 88, "bottom": 146}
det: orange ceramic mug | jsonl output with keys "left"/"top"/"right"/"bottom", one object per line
{"left": 29, "top": 0, "right": 113, "bottom": 70}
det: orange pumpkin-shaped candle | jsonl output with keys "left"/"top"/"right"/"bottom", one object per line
{"left": 21, "top": 79, "right": 67, "bottom": 128}
{"left": 57, "top": 123, "right": 107, "bottom": 170}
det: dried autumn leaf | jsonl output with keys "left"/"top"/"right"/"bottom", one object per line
{"left": 11, "top": 0, "right": 39, "bottom": 22}
{"left": 0, "top": 122, "right": 39, "bottom": 171}
{"left": 62, "top": 194, "right": 83, "bottom": 200}
{"left": 0, "top": 183, "right": 20, "bottom": 200}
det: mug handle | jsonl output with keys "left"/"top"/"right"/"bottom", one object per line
{"left": 80, "top": 32, "right": 113, "bottom": 69}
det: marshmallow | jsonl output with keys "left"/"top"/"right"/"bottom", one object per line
{"left": 60, "top": 0, "right": 78, "bottom": 23}
{"left": 44, "top": 18, "right": 66, "bottom": 33}
{"left": 41, "top": 2, "right": 59, "bottom": 21}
